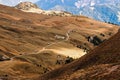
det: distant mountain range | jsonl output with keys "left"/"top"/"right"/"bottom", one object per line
{"left": 0, "top": 0, "right": 120, "bottom": 25}
{"left": 36, "top": 0, "right": 120, "bottom": 25}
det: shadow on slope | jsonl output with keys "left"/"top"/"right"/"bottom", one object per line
{"left": 39, "top": 30, "right": 120, "bottom": 80}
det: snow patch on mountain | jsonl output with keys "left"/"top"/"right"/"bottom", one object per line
{"left": 61, "top": 0, "right": 64, "bottom": 3}
{"left": 117, "top": 12, "right": 120, "bottom": 21}
{"left": 75, "top": 1, "right": 87, "bottom": 8}
{"left": 90, "top": 7, "right": 95, "bottom": 10}
{"left": 90, "top": 1, "right": 95, "bottom": 6}
{"left": 50, "top": 5, "right": 66, "bottom": 11}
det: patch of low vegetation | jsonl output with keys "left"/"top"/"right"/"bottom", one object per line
{"left": 0, "top": 54, "right": 10, "bottom": 61}
{"left": 65, "top": 56, "right": 74, "bottom": 64}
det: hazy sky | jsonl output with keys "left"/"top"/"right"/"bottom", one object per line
{"left": 0, "top": 0, "right": 120, "bottom": 7}
{"left": 0, "top": 0, "right": 39, "bottom": 6}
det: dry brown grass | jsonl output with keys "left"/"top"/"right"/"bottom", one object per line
{"left": 0, "top": 4, "right": 119, "bottom": 80}
{"left": 38, "top": 31, "right": 120, "bottom": 80}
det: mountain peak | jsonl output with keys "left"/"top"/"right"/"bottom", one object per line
{"left": 15, "top": 2, "right": 39, "bottom": 10}
{"left": 15, "top": 2, "right": 72, "bottom": 17}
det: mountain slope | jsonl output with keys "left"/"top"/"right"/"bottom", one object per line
{"left": 0, "top": 4, "right": 119, "bottom": 58}
{"left": 79, "top": 4, "right": 120, "bottom": 25}
{"left": 38, "top": 29, "right": 120, "bottom": 80}
{"left": 0, "top": 4, "right": 119, "bottom": 80}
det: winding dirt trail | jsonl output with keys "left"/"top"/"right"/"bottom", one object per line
{"left": 36, "top": 29, "right": 86, "bottom": 58}
{"left": 10, "top": 29, "right": 85, "bottom": 60}
{"left": 37, "top": 29, "right": 73, "bottom": 53}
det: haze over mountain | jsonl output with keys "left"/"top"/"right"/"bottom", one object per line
{"left": 0, "top": 0, "right": 39, "bottom": 6}
{"left": 36, "top": 0, "right": 120, "bottom": 25}
{"left": 36, "top": 0, "right": 120, "bottom": 10}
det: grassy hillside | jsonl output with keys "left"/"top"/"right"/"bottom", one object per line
{"left": 39, "top": 30, "right": 120, "bottom": 80}
{"left": 0, "top": 4, "right": 119, "bottom": 80}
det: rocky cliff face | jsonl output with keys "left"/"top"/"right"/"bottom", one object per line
{"left": 15, "top": 2, "right": 39, "bottom": 10}
{"left": 15, "top": 2, "right": 72, "bottom": 17}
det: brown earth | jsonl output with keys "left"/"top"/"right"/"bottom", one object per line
{"left": 0, "top": 4, "right": 119, "bottom": 80}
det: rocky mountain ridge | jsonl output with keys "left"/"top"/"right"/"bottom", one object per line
{"left": 15, "top": 2, "right": 72, "bottom": 16}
